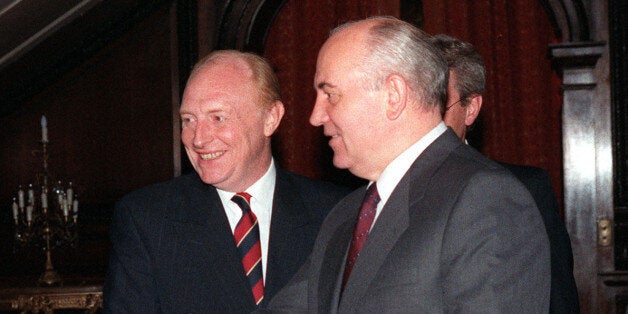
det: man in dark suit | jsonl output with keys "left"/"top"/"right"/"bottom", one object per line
{"left": 431, "top": 33, "right": 579, "bottom": 313}
{"left": 103, "top": 50, "right": 348, "bottom": 313}
{"left": 267, "top": 16, "right": 550, "bottom": 312}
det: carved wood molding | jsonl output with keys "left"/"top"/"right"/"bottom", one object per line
{"left": 14, "top": 292, "right": 102, "bottom": 313}
{"left": 215, "top": 0, "right": 288, "bottom": 53}
{"left": 548, "top": 41, "right": 605, "bottom": 76}
{"left": 547, "top": 28, "right": 606, "bottom": 313}
{"left": 540, "top": 0, "right": 591, "bottom": 42}
{"left": 1, "top": 286, "right": 103, "bottom": 313}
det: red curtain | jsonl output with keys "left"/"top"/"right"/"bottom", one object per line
{"left": 265, "top": 0, "right": 563, "bottom": 209}
{"left": 422, "top": 0, "right": 564, "bottom": 211}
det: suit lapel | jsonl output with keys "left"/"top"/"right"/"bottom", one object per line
{"left": 318, "top": 190, "right": 365, "bottom": 314}
{"left": 338, "top": 183, "right": 412, "bottom": 312}
{"left": 265, "top": 171, "right": 314, "bottom": 300}
{"left": 267, "top": 168, "right": 358, "bottom": 306}
{"left": 168, "top": 176, "right": 255, "bottom": 309}
{"left": 319, "top": 216, "right": 355, "bottom": 314}
{"left": 338, "top": 129, "right": 463, "bottom": 311}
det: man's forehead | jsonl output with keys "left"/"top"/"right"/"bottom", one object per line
{"left": 208, "top": 58, "right": 251, "bottom": 76}
{"left": 189, "top": 61, "right": 253, "bottom": 90}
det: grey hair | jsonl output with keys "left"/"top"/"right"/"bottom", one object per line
{"left": 331, "top": 16, "right": 449, "bottom": 111}
{"left": 428, "top": 34, "right": 486, "bottom": 106}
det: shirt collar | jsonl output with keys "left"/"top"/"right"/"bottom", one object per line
{"left": 216, "top": 158, "right": 276, "bottom": 207}
{"left": 375, "top": 122, "right": 447, "bottom": 207}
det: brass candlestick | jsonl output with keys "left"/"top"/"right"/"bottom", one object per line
{"left": 11, "top": 116, "right": 79, "bottom": 285}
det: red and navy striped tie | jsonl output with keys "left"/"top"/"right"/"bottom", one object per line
{"left": 232, "top": 192, "right": 265, "bottom": 306}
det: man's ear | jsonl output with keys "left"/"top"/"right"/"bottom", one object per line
{"left": 385, "top": 74, "right": 407, "bottom": 120}
{"left": 264, "top": 100, "right": 285, "bottom": 136}
{"left": 464, "top": 94, "right": 482, "bottom": 127}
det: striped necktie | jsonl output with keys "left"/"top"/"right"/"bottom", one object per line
{"left": 232, "top": 192, "right": 265, "bottom": 306}
{"left": 342, "top": 183, "right": 380, "bottom": 289}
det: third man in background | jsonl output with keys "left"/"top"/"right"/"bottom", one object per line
{"left": 430, "top": 33, "right": 579, "bottom": 313}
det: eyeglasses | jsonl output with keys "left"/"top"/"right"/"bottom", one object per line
{"left": 445, "top": 98, "right": 466, "bottom": 112}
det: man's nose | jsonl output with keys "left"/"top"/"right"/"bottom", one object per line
{"left": 310, "top": 98, "right": 329, "bottom": 126}
{"left": 193, "top": 121, "right": 214, "bottom": 147}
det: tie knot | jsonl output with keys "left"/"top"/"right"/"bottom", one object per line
{"left": 234, "top": 191, "right": 252, "bottom": 202}
{"left": 365, "top": 183, "right": 380, "bottom": 204}
{"left": 232, "top": 192, "right": 253, "bottom": 213}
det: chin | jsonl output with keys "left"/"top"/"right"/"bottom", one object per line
{"left": 197, "top": 169, "right": 225, "bottom": 185}
{"left": 332, "top": 158, "right": 351, "bottom": 170}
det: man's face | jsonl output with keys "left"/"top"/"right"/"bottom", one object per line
{"left": 443, "top": 70, "right": 468, "bottom": 141}
{"left": 309, "top": 25, "right": 386, "bottom": 180}
{"left": 180, "top": 58, "right": 277, "bottom": 192}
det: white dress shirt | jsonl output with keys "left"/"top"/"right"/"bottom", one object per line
{"left": 217, "top": 159, "right": 276, "bottom": 282}
{"left": 371, "top": 122, "right": 447, "bottom": 227}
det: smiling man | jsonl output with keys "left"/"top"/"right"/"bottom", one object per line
{"left": 103, "top": 50, "right": 348, "bottom": 313}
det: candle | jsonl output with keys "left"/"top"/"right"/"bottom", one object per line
{"left": 28, "top": 184, "right": 35, "bottom": 206}
{"left": 41, "top": 115, "right": 49, "bottom": 143}
{"left": 73, "top": 199, "right": 79, "bottom": 214}
{"left": 66, "top": 182, "right": 74, "bottom": 205}
{"left": 41, "top": 191, "right": 48, "bottom": 209}
{"left": 26, "top": 205, "right": 33, "bottom": 222}
{"left": 62, "top": 198, "right": 69, "bottom": 217}
{"left": 17, "top": 186, "right": 25, "bottom": 208}
{"left": 12, "top": 198, "right": 18, "bottom": 221}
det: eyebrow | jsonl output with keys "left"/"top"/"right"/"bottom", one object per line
{"left": 317, "top": 82, "right": 336, "bottom": 90}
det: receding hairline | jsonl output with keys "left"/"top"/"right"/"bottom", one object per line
{"left": 186, "top": 50, "right": 282, "bottom": 108}
{"left": 189, "top": 51, "right": 253, "bottom": 81}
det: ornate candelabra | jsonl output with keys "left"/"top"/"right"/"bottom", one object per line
{"left": 10, "top": 115, "right": 79, "bottom": 285}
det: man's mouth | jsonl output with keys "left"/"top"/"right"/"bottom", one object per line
{"left": 200, "top": 151, "right": 224, "bottom": 160}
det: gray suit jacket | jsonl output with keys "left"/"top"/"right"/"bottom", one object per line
{"left": 268, "top": 129, "right": 551, "bottom": 313}
{"left": 500, "top": 163, "right": 579, "bottom": 313}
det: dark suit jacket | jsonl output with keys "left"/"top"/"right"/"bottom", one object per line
{"left": 500, "top": 163, "right": 579, "bottom": 313}
{"left": 103, "top": 168, "right": 349, "bottom": 313}
{"left": 268, "top": 129, "right": 551, "bottom": 313}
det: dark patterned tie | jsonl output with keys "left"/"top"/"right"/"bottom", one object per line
{"left": 342, "top": 183, "right": 381, "bottom": 289}
{"left": 232, "top": 192, "right": 265, "bottom": 306}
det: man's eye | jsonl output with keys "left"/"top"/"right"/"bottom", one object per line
{"left": 213, "top": 115, "right": 225, "bottom": 122}
{"left": 181, "top": 116, "right": 194, "bottom": 125}
{"left": 327, "top": 92, "right": 340, "bottom": 104}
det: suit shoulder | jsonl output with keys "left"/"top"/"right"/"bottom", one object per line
{"left": 497, "top": 163, "right": 555, "bottom": 199}
{"left": 498, "top": 162, "right": 550, "bottom": 183}
{"left": 445, "top": 144, "right": 511, "bottom": 178}
{"left": 117, "top": 172, "right": 200, "bottom": 207}
{"left": 433, "top": 147, "right": 536, "bottom": 209}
